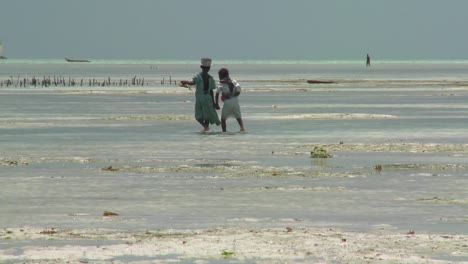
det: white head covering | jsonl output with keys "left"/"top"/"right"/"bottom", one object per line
{"left": 200, "top": 58, "right": 212, "bottom": 67}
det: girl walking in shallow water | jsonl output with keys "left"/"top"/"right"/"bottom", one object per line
{"left": 215, "top": 68, "right": 245, "bottom": 132}
{"left": 179, "top": 58, "right": 220, "bottom": 132}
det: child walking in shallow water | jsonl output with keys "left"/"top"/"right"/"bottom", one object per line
{"left": 179, "top": 58, "right": 220, "bottom": 132}
{"left": 215, "top": 68, "right": 245, "bottom": 132}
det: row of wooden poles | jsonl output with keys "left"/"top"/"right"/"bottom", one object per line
{"left": 0, "top": 76, "right": 179, "bottom": 88}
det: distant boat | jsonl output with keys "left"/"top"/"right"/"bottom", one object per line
{"left": 0, "top": 42, "right": 7, "bottom": 59}
{"left": 65, "top": 58, "right": 90, "bottom": 63}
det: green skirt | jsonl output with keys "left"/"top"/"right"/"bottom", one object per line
{"left": 195, "top": 93, "right": 220, "bottom": 125}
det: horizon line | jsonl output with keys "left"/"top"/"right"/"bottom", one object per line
{"left": 3, "top": 58, "right": 468, "bottom": 64}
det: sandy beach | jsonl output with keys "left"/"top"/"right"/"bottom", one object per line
{"left": 2, "top": 225, "right": 468, "bottom": 263}
{"left": 1, "top": 61, "right": 468, "bottom": 263}
{"left": 1, "top": 107, "right": 468, "bottom": 263}
{"left": 1, "top": 142, "right": 467, "bottom": 263}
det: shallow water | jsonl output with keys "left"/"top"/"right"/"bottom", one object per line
{"left": 0, "top": 61, "right": 467, "bottom": 234}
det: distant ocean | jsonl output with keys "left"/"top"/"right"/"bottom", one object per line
{"left": 0, "top": 59, "right": 467, "bottom": 233}
{"left": 2, "top": 59, "right": 468, "bottom": 83}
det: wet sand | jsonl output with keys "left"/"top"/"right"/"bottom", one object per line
{"left": 1, "top": 62, "right": 468, "bottom": 263}
{"left": 1, "top": 141, "right": 468, "bottom": 263}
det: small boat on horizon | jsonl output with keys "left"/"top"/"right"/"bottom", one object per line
{"left": 65, "top": 58, "right": 90, "bottom": 63}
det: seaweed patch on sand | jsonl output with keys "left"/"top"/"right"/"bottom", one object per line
{"left": 268, "top": 113, "right": 398, "bottom": 120}
{"left": 100, "top": 164, "right": 371, "bottom": 178}
{"left": 0, "top": 158, "right": 29, "bottom": 166}
{"left": 255, "top": 186, "right": 347, "bottom": 191}
{"left": 310, "top": 146, "right": 333, "bottom": 158}
{"left": 299, "top": 143, "right": 468, "bottom": 153}
{"left": 416, "top": 197, "right": 468, "bottom": 204}
{"left": 1, "top": 156, "right": 114, "bottom": 165}
{"left": 376, "top": 163, "right": 468, "bottom": 170}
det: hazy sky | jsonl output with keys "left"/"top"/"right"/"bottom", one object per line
{"left": 1, "top": 0, "right": 468, "bottom": 60}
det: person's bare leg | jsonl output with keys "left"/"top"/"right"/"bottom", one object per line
{"left": 236, "top": 118, "right": 245, "bottom": 132}
{"left": 221, "top": 119, "right": 227, "bottom": 132}
{"left": 197, "top": 119, "right": 209, "bottom": 132}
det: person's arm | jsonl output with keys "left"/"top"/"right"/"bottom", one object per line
{"left": 179, "top": 80, "right": 195, "bottom": 86}
{"left": 209, "top": 77, "right": 220, "bottom": 109}
{"left": 234, "top": 81, "right": 241, "bottom": 97}
{"left": 210, "top": 90, "right": 220, "bottom": 109}
{"left": 180, "top": 75, "right": 197, "bottom": 87}
{"left": 214, "top": 91, "right": 220, "bottom": 110}
{"left": 215, "top": 91, "right": 220, "bottom": 105}
{"left": 210, "top": 90, "right": 214, "bottom": 101}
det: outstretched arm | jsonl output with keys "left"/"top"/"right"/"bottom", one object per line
{"left": 179, "top": 80, "right": 195, "bottom": 86}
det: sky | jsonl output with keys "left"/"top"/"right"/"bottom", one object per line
{"left": 1, "top": 0, "right": 468, "bottom": 60}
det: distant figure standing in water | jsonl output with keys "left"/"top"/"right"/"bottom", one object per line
{"left": 215, "top": 68, "right": 245, "bottom": 132}
{"left": 179, "top": 58, "right": 220, "bottom": 132}
{"left": 366, "top": 53, "right": 371, "bottom": 67}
